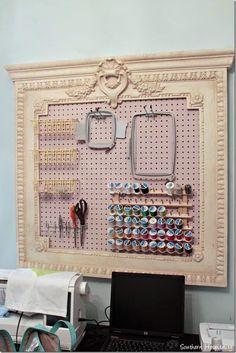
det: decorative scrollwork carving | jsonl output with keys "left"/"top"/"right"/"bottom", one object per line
{"left": 65, "top": 78, "right": 96, "bottom": 99}
{"left": 129, "top": 74, "right": 166, "bottom": 96}
{"left": 96, "top": 58, "right": 128, "bottom": 108}
{"left": 35, "top": 236, "right": 49, "bottom": 252}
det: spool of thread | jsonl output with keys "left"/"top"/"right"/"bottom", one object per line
{"left": 157, "top": 205, "right": 166, "bottom": 217}
{"left": 157, "top": 241, "right": 166, "bottom": 253}
{"left": 175, "top": 242, "right": 183, "bottom": 254}
{"left": 132, "top": 228, "right": 140, "bottom": 239}
{"left": 149, "top": 206, "right": 157, "bottom": 217}
{"left": 107, "top": 215, "right": 115, "bottom": 226}
{"left": 157, "top": 217, "right": 165, "bottom": 229}
{"left": 115, "top": 204, "right": 124, "bottom": 215}
{"left": 165, "top": 181, "right": 175, "bottom": 195}
{"left": 124, "top": 216, "right": 132, "bottom": 227}
{"left": 184, "top": 230, "right": 193, "bottom": 243}
{"left": 149, "top": 217, "right": 157, "bottom": 229}
{"left": 115, "top": 239, "right": 123, "bottom": 250}
{"left": 140, "top": 217, "right": 149, "bottom": 228}
{"left": 132, "top": 216, "right": 140, "bottom": 228}
{"left": 175, "top": 229, "right": 183, "bottom": 241}
{"left": 141, "top": 182, "right": 149, "bottom": 194}
{"left": 132, "top": 205, "right": 141, "bottom": 216}
{"left": 107, "top": 182, "right": 115, "bottom": 194}
{"left": 115, "top": 182, "right": 123, "bottom": 193}
{"left": 175, "top": 218, "right": 184, "bottom": 229}
{"left": 124, "top": 239, "right": 132, "bottom": 251}
{"left": 157, "top": 229, "right": 166, "bottom": 240}
{"left": 132, "top": 240, "right": 141, "bottom": 251}
{"left": 185, "top": 184, "right": 192, "bottom": 195}
{"left": 133, "top": 183, "right": 140, "bottom": 194}
{"left": 166, "top": 218, "right": 175, "bottom": 229}
{"left": 166, "top": 229, "right": 175, "bottom": 241}
{"left": 140, "top": 228, "right": 149, "bottom": 240}
{"left": 149, "top": 229, "right": 158, "bottom": 240}
{"left": 124, "top": 206, "right": 132, "bottom": 216}
{"left": 183, "top": 243, "right": 192, "bottom": 254}
{"left": 107, "top": 204, "right": 116, "bottom": 215}
{"left": 149, "top": 241, "right": 158, "bottom": 253}
{"left": 124, "top": 182, "right": 132, "bottom": 194}
{"left": 140, "top": 240, "right": 149, "bottom": 252}
{"left": 107, "top": 238, "right": 115, "bottom": 250}
{"left": 107, "top": 228, "right": 115, "bottom": 237}
{"left": 115, "top": 227, "right": 123, "bottom": 238}
{"left": 167, "top": 242, "right": 175, "bottom": 254}
{"left": 115, "top": 215, "right": 124, "bottom": 227}
{"left": 141, "top": 206, "right": 149, "bottom": 217}
{"left": 124, "top": 228, "right": 132, "bottom": 238}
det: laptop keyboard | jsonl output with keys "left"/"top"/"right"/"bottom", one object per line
{"left": 104, "top": 336, "right": 180, "bottom": 352}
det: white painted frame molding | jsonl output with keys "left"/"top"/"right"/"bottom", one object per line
{"left": 6, "top": 49, "right": 234, "bottom": 286}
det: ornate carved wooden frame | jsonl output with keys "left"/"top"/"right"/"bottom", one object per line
{"left": 6, "top": 49, "right": 234, "bottom": 286}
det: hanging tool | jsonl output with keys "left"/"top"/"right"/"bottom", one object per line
{"left": 75, "top": 198, "right": 88, "bottom": 247}
{"left": 69, "top": 205, "right": 77, "bottom": 248}
{"left": 58, "top": 214, "right": 63, "bottom": 238}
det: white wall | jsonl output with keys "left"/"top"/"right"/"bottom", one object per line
{"left": 0, "top": 0, "right": 234, "bottom": 334}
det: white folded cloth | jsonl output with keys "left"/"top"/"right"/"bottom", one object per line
{"left": 5, "top": 269, "right": 78, "bottom": 317}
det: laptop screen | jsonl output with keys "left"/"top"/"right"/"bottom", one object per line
{"left": 110, "top": 272, "right": 185, "bottom": 338}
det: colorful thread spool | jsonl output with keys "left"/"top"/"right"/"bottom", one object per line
{"left": 132, "top": 240, "right": 141, "bottom": 252}
{"left": 124, "top": 228, "right": 132, "bottom": 238}
{"left": 157, "top": 217, "right": 165, "bottom": 229}
{"left": 157, "top": 205, "right": 166, "bottom": 217}
{"left": 124, "top": 216, "right": 132, "bottom": 227}
{"left": 115, "top": 238, "right": 123, "bottom": 250}
{"left": 141, "top": 206, "right": 149, "bottom": 217}
{"left": 115, "top": 215, "right": 123, "bottom": 227}
{"left": 175, "top": 218, "right": 184, "bottom": 229}
{"left": 184, "top": 231, "right": 193, "bottom": 243}
{"left": 140, "top": 228, "right": 149, "bottom": 240}
{"left": 149, "top": 206, "right": 157, "bottom": 217}
{"left": 166, "top": 229, "right": 175, "bottom": 242}
{"left": 157, "top": 229, "right": 166, "bottom": 241}
{"left": 107, "top": 238, "right": 115, "bottom": 250}
{"left": 124, "top": 239, "right": 132, "bottom": 251}
{"left": 140, "top": 217, "right": 149, "bottom": 228}
{"left": 175, "top": 229, "right": 183, "bottom": 241}
{"left": 166, "top": 242, "right": 175, "bottom": 254}
{"left": 149, "top": 217, "right": 157, "bottom": 229}
{"left": 132, "top": 205, "right": 141, "bottom": 216}
{"left": 175, "top": 242, "right": 183, "bottom": 254}
{"left": 149, "top": 241, "right": 158, "bottom": 253}
{"left": 107, "top": 228, "right": 115, "bottom": 237}
{"left": 149, "top": 229, "right": 158, "bottom": 240}
{"left": 124, "top": 206, "right": 132, "bottom": 216}
{"left": 107, "top": 215, "right": 115, "bottom": 226}
{"left": 140, "top": 240, "right": 149, "bottom": 252}
{"left": 141, "top": 182, "right": 149, "bottom": 194}
{"left": 166, "top": 218, "right": 175, "bottom": 229}
{"left": 157, "top": 241, "right": 166, "bottom": 253}
{"left": 132, "top": 216, "right": 140, "bottom": 228}
{"left": 183, "top": 242, "right": 192, "bottom": 254}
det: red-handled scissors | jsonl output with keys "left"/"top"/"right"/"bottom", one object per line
{"left": 75, "top": 199, "right": 88, "bottom": 247}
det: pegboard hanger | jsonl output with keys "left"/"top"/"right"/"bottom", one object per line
{"left": 76, "top": 107, "right": 128, "bottom": 152}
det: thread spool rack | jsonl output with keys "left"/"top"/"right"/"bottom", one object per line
{"left": 107, "top": 187, "right": 193, "bottom": 256}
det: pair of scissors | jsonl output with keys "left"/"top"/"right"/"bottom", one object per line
{"left": 75, "top": 198, "right": 88, "bottom": 247}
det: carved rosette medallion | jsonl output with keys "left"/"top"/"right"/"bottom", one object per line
{"left": 96, "top": 58, "right": 128, "bottom": 108}
{"left": 193, "top": 251, "right": 204, "bottom": 262}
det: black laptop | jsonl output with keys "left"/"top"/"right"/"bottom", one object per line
{"left": 102, "top": 272, "right": 185, "bottom": 352}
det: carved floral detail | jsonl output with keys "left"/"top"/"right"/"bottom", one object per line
{"left": 35, "top": 236, "right": 49, "bottom": 252}
{"left": 96, "top": 58, "right": 128, "bottom": 108}
{"left": 130, "top": 74, "right": 165, "bottom": 96}
{"left": 190, "top": 94, "right": 204, "bottom": 107}
{"left": 65, "top": 78, "right": 96, "bottom": 99}
{"left": 193, "top": 251, "right": 204, "bottom": 262}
